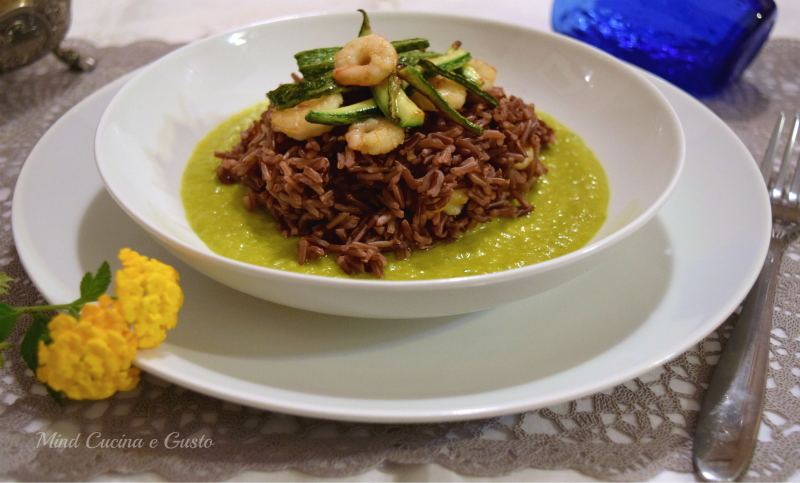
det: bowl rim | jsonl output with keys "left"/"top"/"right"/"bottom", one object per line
{"left": 94, "top": 10, "right": 686, "bottom": 290}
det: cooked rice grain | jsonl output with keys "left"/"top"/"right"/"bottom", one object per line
{"left": 215, "top": 87, "right": 554, "bottom": 278}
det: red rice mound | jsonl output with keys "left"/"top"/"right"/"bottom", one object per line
{"left": 215, "top": 87, "right": 554, "bottom": 278}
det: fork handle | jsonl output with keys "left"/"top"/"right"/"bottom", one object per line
{"left": 692, "top": 238, "right": 783, "bottom": 482}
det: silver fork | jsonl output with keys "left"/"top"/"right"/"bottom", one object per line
{"left": 693, "top": 113, "right": 800, "bottom": 482}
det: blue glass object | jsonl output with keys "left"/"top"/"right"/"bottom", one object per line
{"left": 551, "top": 0, "right": 777, "bottom": 96}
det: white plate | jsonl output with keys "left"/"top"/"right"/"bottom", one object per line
{"left": 93, "top": 13, "right": 684, "bottom": 318}
{"left": 12, "top": 68, "right": 769, "bottom": 423}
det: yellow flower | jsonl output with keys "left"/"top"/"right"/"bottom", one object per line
{"left": 32, "top": 249, "right": 183, "bottom": 401}
{"left": 115, "top": 248, "right": 184, "bottom": 349}
{"left": 36, "top": 295, "right": 140, "bottom": 400}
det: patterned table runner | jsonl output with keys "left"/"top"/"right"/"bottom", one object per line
{"left": 0, "top": 38, "right": 799, "bottom": 481}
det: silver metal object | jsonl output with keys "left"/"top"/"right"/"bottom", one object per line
{"left": 0, "top": 0, "right": 94, "bottom": 73}
{"left": 693, "top": 113, "right": 800, "bottom": 481}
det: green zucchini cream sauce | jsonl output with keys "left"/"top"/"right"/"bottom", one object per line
{"left": 181, "top": 102, "right": 609, "bottom": 280}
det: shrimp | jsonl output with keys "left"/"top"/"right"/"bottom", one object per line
{"left": 271, "top": 94, "right": 343, "bottom": 141}
{"left": 333, "top": 34, "right": 398, "bottom": 86}
{"left": 410, "top": 75, "right": 468, "bottom": 111}
{"left": 345, "top": 117, "right": 405, "bottom": 155}
{"left": 468, "top": 58, "right": 497, "bottom": 89}
{"left": 514, "top": 147, "right": 535, "bottom": 170}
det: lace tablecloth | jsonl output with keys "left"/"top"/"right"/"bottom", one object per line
{"left": 1, "top": 38, "right": 800, "bottom": 482}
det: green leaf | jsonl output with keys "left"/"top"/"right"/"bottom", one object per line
{"left": 46, "top": 385, "right": 65, "bottom": 406}
{"left": 0, "top": 302, "right": 21, "bottom": 343}
{"left": 0, "top": 341, "right": 12, "bottom": 369}
{"left": 76, "top": 261, "right": 111, "bottom": 306}
{"left": 0, "top": 272, "right": 14, "bottom": 296}
{"left": 20, "top": 313, "right": 50, "bottom": 373}
{"left": 19, "top": 314, "right": 63, "bottom": 405}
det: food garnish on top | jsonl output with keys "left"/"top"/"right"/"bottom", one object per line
{"left": 215, "top": 10, "right": 555, "bottom": 278}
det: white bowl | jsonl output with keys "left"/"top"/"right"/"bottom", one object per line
{"left": 95, "top": 12, "right": 685, "bottom": 319}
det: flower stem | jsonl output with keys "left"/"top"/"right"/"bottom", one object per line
{"left": 21, "top": 304, "right": 74, "bottom": 314}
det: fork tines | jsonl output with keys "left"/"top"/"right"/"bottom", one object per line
{"left": 761, "top": 112, "right": 800, "bottom": 205}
